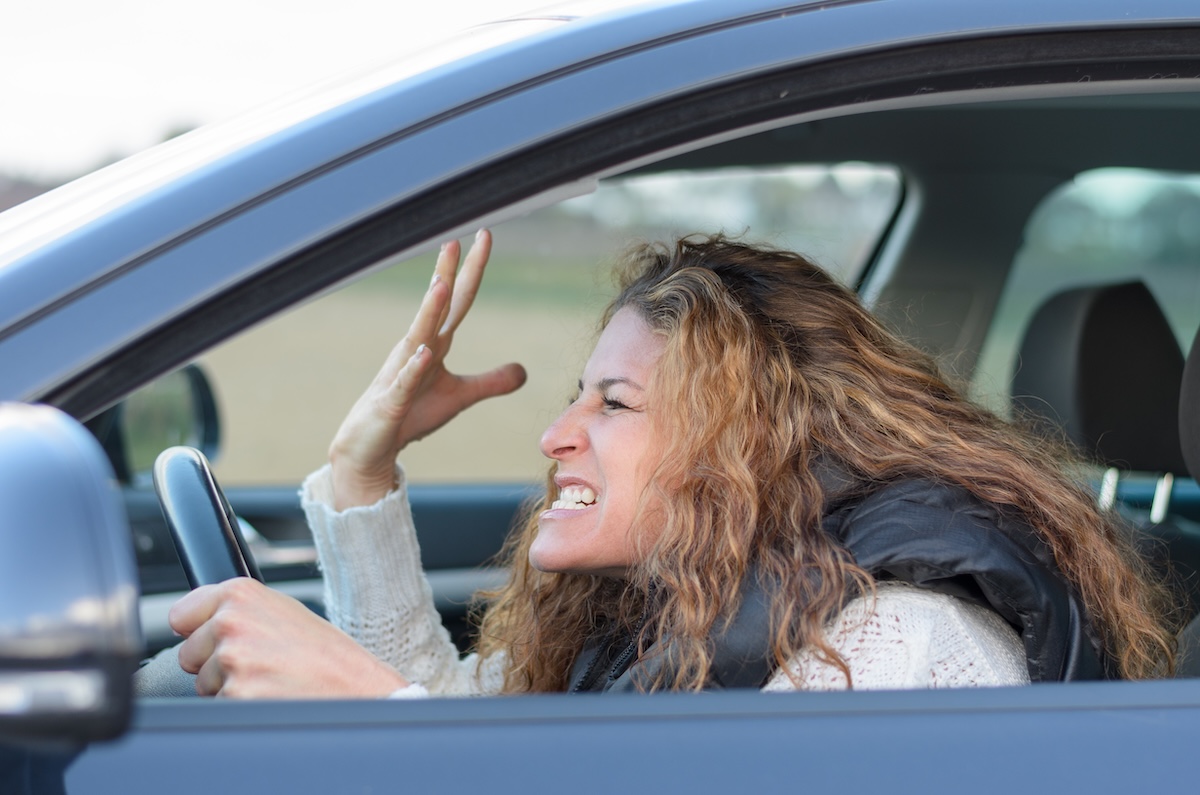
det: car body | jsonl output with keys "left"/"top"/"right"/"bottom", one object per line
{"left": 5, "top": 0, "right": 1200, "bottom": 791}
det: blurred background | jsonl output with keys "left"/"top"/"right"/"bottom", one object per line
{"left": 0, "top": 0, "right": 552, "bottom": 187}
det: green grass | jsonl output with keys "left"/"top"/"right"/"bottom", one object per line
{"left": 345, "top": 253, "right": 615, "bottom": 308}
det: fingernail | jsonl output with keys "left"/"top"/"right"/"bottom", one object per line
{"left": 430, "top": 272, "right": 441, "bottom": 288}
{"left": 415, "top": 343, "right": 428, "bottom": 357}
{"left": 475, "top": 229, "right": 484, "bottom": 241}
{"left": 440, "top": 242, "right": 449, "bottom": 252}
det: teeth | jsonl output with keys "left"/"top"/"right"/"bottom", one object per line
{"left": 550, "top": 485, "right": 597, "bottom": 511}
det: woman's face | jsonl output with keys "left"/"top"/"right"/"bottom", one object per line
{"left": 531, "top": 307, "right": 665, "bottom": 577}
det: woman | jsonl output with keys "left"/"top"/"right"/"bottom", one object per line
{"left": 169, "top": 231, "right": 1175, "bottom": 697}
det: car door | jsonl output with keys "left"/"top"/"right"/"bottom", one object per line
{"left": 10, "top": 2, "right": 1200, "bottom": 792}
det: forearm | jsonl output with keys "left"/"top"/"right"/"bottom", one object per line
{"left": 302, "top": 464, "right": 501, "bottom": 695}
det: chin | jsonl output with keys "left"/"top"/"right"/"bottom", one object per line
{"left": 527, "top": 544, "right": 578, "bottom": 574}
{"left": 527, "top": 545, "right": 627, "bottom": 578}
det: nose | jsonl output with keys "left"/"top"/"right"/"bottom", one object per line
{"left": 540, "top": 403, "right": 587, "bottom": 460}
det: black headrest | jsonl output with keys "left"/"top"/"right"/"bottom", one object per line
{"left": 1180, "top": 326, "right": 1200, "bottom": 480}
{"left": 1012, "top": 281, "right": 1186, "bottom": 474}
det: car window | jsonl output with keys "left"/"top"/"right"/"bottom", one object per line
{"left": 971, "top": 168, "right": 1200, "bottom": 415}
{"left": 197, "top": 164, "right": 901, "bottom": 486}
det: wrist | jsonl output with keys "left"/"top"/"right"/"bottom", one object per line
{"left": 366, "top": 665, "right": 412, "bottom": 697}
{"left": 329, "top": 457, "right": 398, "bottom": 512}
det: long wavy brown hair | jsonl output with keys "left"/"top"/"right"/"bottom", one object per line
{"left": 476, "top": 235, "right": 1176, "bottom": 691}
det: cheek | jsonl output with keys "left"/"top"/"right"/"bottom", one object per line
{"left": 624, "top": 492, "right": 666, "bottom": 556}
{"left": 600, "top": 479, "right": 668, "bottom": 567}
{"left": 620, "top": 443, "right": 673, "bottom": 557}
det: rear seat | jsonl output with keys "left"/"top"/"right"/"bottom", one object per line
{"left": 1010, "top": 281, "right": 1200, "bottom": 634}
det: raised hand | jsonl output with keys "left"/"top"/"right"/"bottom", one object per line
{"left": 328, "top": 230, "right": 526, "bottom": 510}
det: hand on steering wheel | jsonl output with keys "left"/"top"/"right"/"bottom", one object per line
{"left": 147, "top": 446, "right": 408, "bottom": 698}
{"left": 328, "top": 229, "right": 526, "bottom": 510}
{"left": 168, "top": 578, "right": 408, "bottom": 698}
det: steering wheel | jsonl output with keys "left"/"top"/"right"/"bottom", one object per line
{"left": 152, "top": 446, "right": 262, "bottom": 587}
{"left": 134, "top": 446, "right": 263, "bottom": 697}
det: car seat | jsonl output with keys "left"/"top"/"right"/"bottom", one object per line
{"left": 1173, "top": 321, "right": 1200, "bottom": 675}
{"left": 1010, "top": 281, "right": 1200, "bottom": 631}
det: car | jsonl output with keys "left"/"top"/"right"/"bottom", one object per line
{"left": 5, "top": 0, "right": 1200, "bottom": 791}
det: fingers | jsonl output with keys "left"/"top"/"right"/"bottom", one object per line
{"left": 167, "top": 578, "right": 283, "bottom": 696}
{"left": 178, "top": 618, "right": 218, "bottom": 679}
{"left": 377, "top": 230, "right": 491, "bottom": 381}
{"left": 431, "top": 240, "right": 461, "bottom": 336}
{"left": 194, "top": 651, "right": 226, "bottom": 697}
{"left": 375, "top": 271, "right": 451, "bottom": 385}
{"left": 172, "top": 580, "right": 246, "bottom": 689}
{"left": 382, "top": 343, "right": 434, "bottom": 416}
{"left": 458, "top": 362, "right": 528, "bottom": 405}
{"left": 443, "top": 229, "right": 492, "bottom": 334}
{"left": 168, "top": 583, "right": 224, "bottom": 637}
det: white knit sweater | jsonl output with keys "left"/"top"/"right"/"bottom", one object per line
{"left": 301, "top": 465, "right": 1030, "bottom": 694}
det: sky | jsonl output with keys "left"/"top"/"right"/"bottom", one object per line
{"left": 0, "top": 1, "right": 553, "bottom": 182}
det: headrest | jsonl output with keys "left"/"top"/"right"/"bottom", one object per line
{"left": 1012, "top": 281, "right": 1186, "bottom": 474}
{"left": 1180, "top": 325, "right": 1200, "bottom": 480}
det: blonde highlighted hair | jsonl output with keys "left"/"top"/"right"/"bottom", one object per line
{"left": 477, "top": 235, "right": 1175, "bottom": 691}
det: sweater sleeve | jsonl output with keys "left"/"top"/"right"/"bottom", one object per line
{"left": 762, "top": 582, "right": 1031, "bottom": 691}
{"left": 301, "top": 464, "right": 505, "bottom": 696}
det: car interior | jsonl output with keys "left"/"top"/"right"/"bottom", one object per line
{"left": 89, "top": 70, "right": 1200, "bottom": 688}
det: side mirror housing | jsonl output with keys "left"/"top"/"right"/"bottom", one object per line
{"left": 0, "top": 403, "right": 141, "bottom": 744}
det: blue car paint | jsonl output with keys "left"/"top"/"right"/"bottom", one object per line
{"left": 67, "top": 680, "right": 1200, "bottom": 793}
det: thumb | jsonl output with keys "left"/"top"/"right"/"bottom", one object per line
{"left": 459, "top": 363, "right": 527, "bottom": 406}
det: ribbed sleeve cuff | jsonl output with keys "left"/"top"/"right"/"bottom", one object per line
{"left": 386, "top": 682, "right": 430, "bottom": 700}
{"left": 300, "top": 464, "right": 437, "bottom": 648}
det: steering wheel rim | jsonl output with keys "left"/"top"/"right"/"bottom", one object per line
{"left": 152, "top": 445, "right": 262, "bottom": 588}
{"left": 135, "top": 446, "right": 264, "bottom": 698}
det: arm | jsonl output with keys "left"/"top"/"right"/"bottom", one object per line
{"left": 170, "top": 232, "right": 521, "bottom": 699}
{"left": 763, "top": 583, "right": 1030, "bottom": 691}
{"left": 304, "top": 464, "right": 504, "bottom": 695}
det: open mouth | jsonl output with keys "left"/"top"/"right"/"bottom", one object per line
{"left": 550, "top": 486, "right": 597, "bottom": 511}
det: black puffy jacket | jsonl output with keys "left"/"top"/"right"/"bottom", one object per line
{"left": 568, "top": 478, "right": 1109, "bottom": 693}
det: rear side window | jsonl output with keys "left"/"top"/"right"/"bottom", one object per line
{"left": 972, "top": 168, "right": 1200, "bottom": 414}
{"left": 199, "top": 164, "right": 901, "bottom": 486}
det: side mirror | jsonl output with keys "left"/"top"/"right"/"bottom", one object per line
{"left": 0, "top": 404, "right": 141, "bottom": 744}
{"left": 86, "top": 363, "right": 221, "bottom": 485}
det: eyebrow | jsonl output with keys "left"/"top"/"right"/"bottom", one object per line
{"left": 578, "top": 377, "right": 646, "bottom": 392}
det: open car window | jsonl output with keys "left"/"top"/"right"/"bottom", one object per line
{"left": 198, "top": 164, "right": 901, "bottom": 487}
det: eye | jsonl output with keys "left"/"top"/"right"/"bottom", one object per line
{"left": 603, "top": 396, "right": 631, "bottom": 411}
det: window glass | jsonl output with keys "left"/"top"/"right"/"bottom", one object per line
{"left": 200, "top": 164, "right": 901, "bottom": 485}
{"left": 973, "top": 168, "right": 1200, "bottom": 413}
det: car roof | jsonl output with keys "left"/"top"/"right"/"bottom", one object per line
{"left": 3, "top": 0, "right": 1195, "bottom": 280}
{"left": 1, "top": 0, "right": 1199, "bottom": 408}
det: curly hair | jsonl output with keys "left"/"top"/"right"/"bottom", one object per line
{"left": 476, "top": 235, "right": 1176, "bottom": 691}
